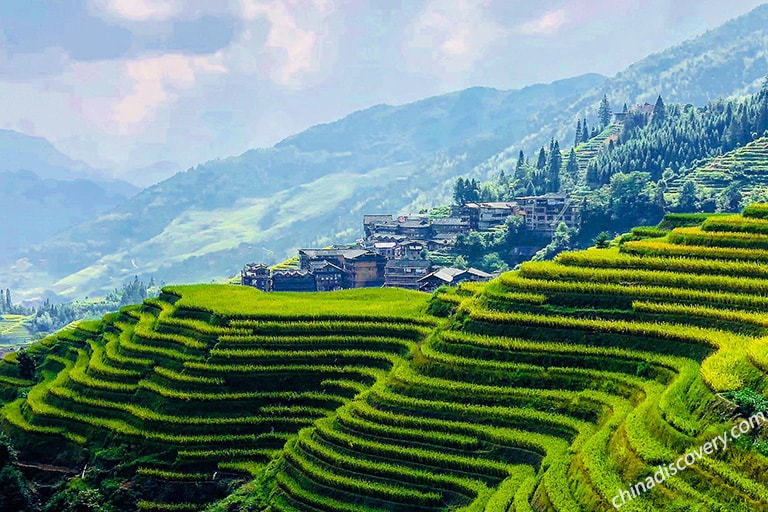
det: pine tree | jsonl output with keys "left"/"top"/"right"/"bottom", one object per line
{"left": 677, "top": 180, "right": 698, "bottom": 211}
{"left": 516, "top": 150, "right": 525, "bottom": 172}
{"left": 547, "top": 140, "right": 562, "bottom": 193}
{"left": 468, "top": 179, "right": 480, "bottom": 202}
{"left": 566, "top": 148, "right": 578, "bottom": 178}
{"left": 453, "top": 178, "right": 466, "bottom": 205}
{"left": 653, "top": 95, "right": 666, "bottom": 123}
{"left": 5, "top": 289, "right": 10, "bottom": 312}
{"left": 598, "top": 94, "right": 612, "bottom": 127}
{"left": 582, "top": 119, "right": 590, "bottom": 143}
{"left": 536, "top": 147, "right": 547, "bottom": 170}
{"left": 0, "top": 289, "right": 4, "bottom": 313}
{"left": 654, "top": 181, "right": 667, "bottom": 211}
{"left": 623, "top": 103, "right": 628, "bottom": 113}
{"left": 574, "top": 120, "right": 582, "bottom": 147}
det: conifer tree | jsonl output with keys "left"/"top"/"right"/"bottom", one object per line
{"left": 598, "top": 94, "right": 612, "bottom": 127}
{"left": 468, "top": 179, "right": 480, "bottom": 202}
{"left": 581, "top": 119, "right": 590, "bottom": 143}
{"left": 536, "top": 147, "right": 547, "bottom": 170}
{"left": 547, "top": 140, "right": 562, "bottom": 193}
{"left": 453, "top": 177, "right": 466, "bottom": 205}
{"left": 516, "top": 150, "right": 525, "bottom": 172}
{"left": 5, "top": 289, "right": 10, "bottom": 312}
{"left": 566, "top": 148, "right": 578, "bottom": 178}
{"left": 653, "top": 95, "right": 666, "bottom": 123}
{"left": 574, "top": 120, "right": 582, "bottom": 147}
{"left": 623, "top": 103, "right": 628, "bottom": 113}
{"left": 654, "top": 182, "right": 667, "bottom": 211}
{"left": 677, "top": 180, "right": 698, "bottom": 211}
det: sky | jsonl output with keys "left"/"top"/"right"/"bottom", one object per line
{"left": 0, "top": 0, "right": 765, "bottom": 183}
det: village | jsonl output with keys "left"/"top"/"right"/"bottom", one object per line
{"left": 241, "top": 192, "right": 580, "bottom": 292}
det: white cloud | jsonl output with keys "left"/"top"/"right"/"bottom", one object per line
{"left": 519, "top": 9, "right": 569, "bottom": 36}
{"left": 237, "top": 0, "right": 333, "bottom": 86}
{"left": 405, "top": 0, "right": 506, "bottom": 74}
{"left": 92, "top": 0, "right": 181, "bottom": 21}
{"left": 113, "top": 53, "right": 227, "bottom": 129}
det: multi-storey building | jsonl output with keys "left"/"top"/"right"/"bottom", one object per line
{"left": 517, "top": 193, "right": 580, "bottom": 236}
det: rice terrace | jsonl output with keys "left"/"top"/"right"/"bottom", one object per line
{"left": 2, "top": 207, "right": 768, "bottom": 511}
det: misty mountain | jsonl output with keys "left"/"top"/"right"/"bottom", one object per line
{"left": 9, "top": 4, "right": 768, "bottom": 302}
{"left": 0, "top": 130, "right": 139, "bottom": 259}
{"left": 7, "top": 74, "right": 606, "bottom": 300}
{"left": 0, "top": 170, "right": 137, "bottom": 257}
{"left": 121, "top": 160, "right": 183, "bottom": 188}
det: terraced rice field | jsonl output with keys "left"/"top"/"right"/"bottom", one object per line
{"left": 669, "top": 136, "right": 768, "bottom": 199}
{"left": 3, "top": 208, "right": 768, "bottom": 510}
{"left": 0, "top": 314, "right": 33, "bottom": 350}
{"left": 569, "top": 123, "right": 622, "bottom": 198}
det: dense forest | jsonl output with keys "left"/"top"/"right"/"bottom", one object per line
{"left": 447, "top": 79, "right": 768, "bottom": 270}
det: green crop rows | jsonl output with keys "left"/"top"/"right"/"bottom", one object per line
{"left": 4, "top": 208, "right": 768, "bottom": 510}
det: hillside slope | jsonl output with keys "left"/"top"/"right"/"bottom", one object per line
{"left": 504, "top": 2, "right": 768, "bottom": 164}
{"left": 0, "top": 130, "right": 139, "bottom": 260}
{"left": 10, "top": 74, "right": 606, "bottom": 300}
{"left": 13, "top": 4, "right": 768, "bottom": 302}
{"left": 0, "top": 170, "right": 139, "bottom": 258}
{"left": 672, "top": 136, "right": 768, "bottom": 198}
{"left": 3, "top": 208, "right": 768, "bottom": 510}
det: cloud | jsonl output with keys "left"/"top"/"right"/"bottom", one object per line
{"left": 235, "top": 0, "right": 333, "bottom": 86}
{"left": 518, "top": 9, "right": 569, "bottom": 36}
{"left": 113, "top": 53, "right": 227, "bottom": 129}
{"left": 94, "top": 0, "right": 181, "bottom": 21}
{"left": 405, "top": 0, "right": 506, "bottom": 74}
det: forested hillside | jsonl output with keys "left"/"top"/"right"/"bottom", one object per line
{"left": 7, "top": 75, "right": 606, "bottom": 301}
{"left": 511, "top": 3, "right": 768, "bottom": 158}
{"left": 6, "top": 4, "right": 768, "bottom": 304}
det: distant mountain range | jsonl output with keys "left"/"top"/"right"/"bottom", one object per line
{"left": 6, "top": 3, "right": 768, "bottom": 302}
{"left": 0, "top": 130, "right": 138, "bottom": 259}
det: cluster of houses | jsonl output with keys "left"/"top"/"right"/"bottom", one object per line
{"left": 241, "top": 193, "right": 580, "bottom": 293}
{"left": 241, "top": 245, "right": 494, "bottom": 292}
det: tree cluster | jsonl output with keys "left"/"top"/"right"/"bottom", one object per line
{"left": 0, "top": 288, "right": 19, "bottom": 315}
{"left": 511, "top": 139, "right": 564, "bottom": 196}
{"left": 452, "top": 177, "right": 481, "bottom": 205}
{"left": 587, "top": 85, "right": 768, "bottom": 187}
{"left": 29, "top": 277, "right": 159, "bottom": 335}
{"left": 452, "top": 215, "right": 547, "bottom": 271}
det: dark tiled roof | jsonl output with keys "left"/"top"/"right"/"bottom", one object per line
{"left": 364, "top": 214, "right": 393, "bottom": 223}
{"left": 309, "top": 260, "right": 344, "bottom": 272}
{"left": 272, "top": 269, "right": 312, "bottom": 278}
{"left": 431, "top": 218, "right": 468, "bottom": 225}
{"left": 398, "top": 221, "right": 431, "bottom": 228}
{"left": 243, "top": 263, "right": 270, "bottom": 270}
{"left": 385, "top": 259, "right": 431, "bottom": 269}
{"left": 299, "top": 249, "right": 368, "bottom": 259}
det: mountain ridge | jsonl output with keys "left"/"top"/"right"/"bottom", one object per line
{"left": 509, "top": 2, "right": 768, "bottom": 158}
{"left": 9, "top": 74, "right": 606, "bottom": 300}
{"left": 8, "top": 4, "right": 768, "bottom": 302}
